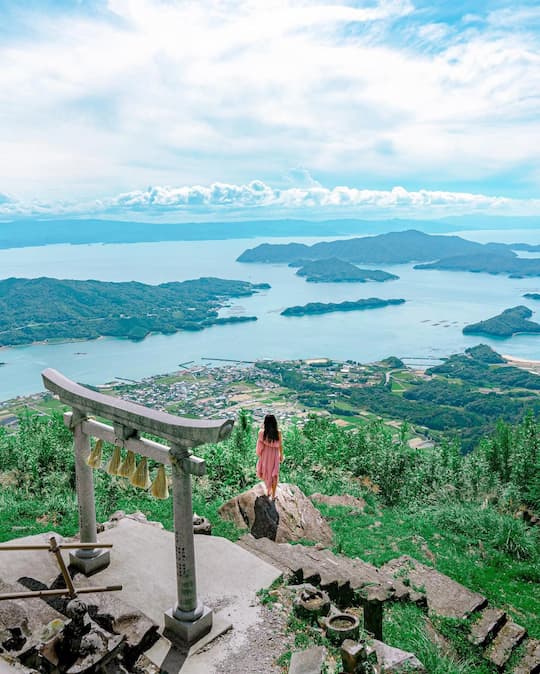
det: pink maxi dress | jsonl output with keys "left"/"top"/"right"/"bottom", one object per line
{"left": 256, "top": 430, "right": 282, "bottom": 494}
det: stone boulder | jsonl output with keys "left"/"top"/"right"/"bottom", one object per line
{"left": 310, "top": 493, "right": 365, "bottom": 511}
{"left": 219, "top": 483, "right": 333, "bottom": 545}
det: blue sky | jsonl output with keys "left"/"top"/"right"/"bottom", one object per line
{"left": 0, "top": 0, "right": 539, "bottom": 220}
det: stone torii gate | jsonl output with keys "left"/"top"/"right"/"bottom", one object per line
{"left": 41, "top": 368, "right": 234, "bottom": 645}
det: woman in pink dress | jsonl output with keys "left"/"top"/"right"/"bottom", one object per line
{"left": 256, "top": 414, "right": 283, "bottom": 500}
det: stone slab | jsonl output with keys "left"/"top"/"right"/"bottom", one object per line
{"left": 371, "top": 639, "right": 426, "bottom": 673}
{"left": 289, "top": 646, "right": 327, "bottom": 674}
{"left": 0, "top": 520, "right": 282, "bottom": 674}
{"left": 468, "top": 608, "right": 506, "bottom": 647}
{"left": 69, "top": 549, "right": 110, "bottom": 576}
{"left": 513, "top": 638, "right": 540, "bottom": 674}
{"left": 163, "top": 605, "right": 213, "bottom": 645}
{"left": 485, "top": 621, "right": 527, "bottom": 668}
{"left": 0, "top": 532, "right": 64, "bottom": 585}
{"left": 310, "top": 493, "right": 366, "bottom": 511}
{"left": 380, "top": 556, "right": 486, "bottom": 619}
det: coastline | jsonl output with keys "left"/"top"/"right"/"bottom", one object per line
{"left": 503, "top": 354, "right": 540, "bottom": 369}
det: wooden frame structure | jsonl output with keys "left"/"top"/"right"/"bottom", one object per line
{"left": 41, "top": 368, "right": 234, "bottom": 645}
{"left": 0, "top": 537, "right": 121, "bottom": 600}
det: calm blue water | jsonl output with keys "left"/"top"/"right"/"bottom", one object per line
{"left": 2, "top": 229, "right": 540, "bottom": 401}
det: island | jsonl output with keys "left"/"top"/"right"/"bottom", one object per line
{"left": 237, "top": 229, "right": 513, "bottom": 264}
{"left": 462, "top": 306, "right": 540, "bottom": 337}
{"left": 524, "top": 293, "right": 540, "bottom": 301}
{"left": 294, "top": 258, "right": 398, "bottom": 283}
{"left": 0, "top": 277, "right": 269, "bottom": 347}
{"left": 511, "top": 243, "right": 540, "bottom": 252}
{"left": 414, "top": 253, "right": 540, "bottom": 278}
{"left": 281, "top": 297, "right": 405, "bottom": 317}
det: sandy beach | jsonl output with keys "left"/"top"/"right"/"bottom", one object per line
{"left": 502, "top": 354, "right": 540, "bottom": 373}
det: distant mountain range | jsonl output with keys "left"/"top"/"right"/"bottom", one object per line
{"left": 0, "top": 215, "right": 538, "bottom": 249}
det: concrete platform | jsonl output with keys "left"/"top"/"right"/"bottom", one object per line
{"left": 0, "top": 519, "right": 282, "bottom": 673}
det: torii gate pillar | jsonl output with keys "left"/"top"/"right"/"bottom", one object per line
{"left": 163, "top": 442, "right": 212, "bottom": 642}
{"left": 41, "top": 368, "right": 234, "bottom": 646}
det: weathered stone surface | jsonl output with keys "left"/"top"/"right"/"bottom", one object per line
{"left": 310, "top": 493, "right": 366, "bottom": 511}
{"left": 371, "top": 639, "right": 426, "bottom": 673}
{"left": 0, "top": 579, "right": 64, "bottom": 657}
{"left": 380, "top": 556, "right": 486, "bottom": 619}
{"left": 0, "top": 659, "right": 36, "bottom": 673}
{"left": 341, "top": 639, "right": 367, "bottom": 673}
{"left": 513, "top": 638, "right": 540, "bottom": 674}
{"left": 485, "top": 621, "right": 527, "bottom": 668}
{"left": 293, "top": 586, "right": 330, "bottom": 622}
{"left": 238, "top": 535, "right": 390, "bottom": 599}
{"left": 219, "top": 483, "right": 333, "bottom": 545}
{"left": 468, "top": 608, "right": 506, "bottom": 647}
{"left": 80, "top": 590, "right": 159, "bottom": 662}
{"left": 289, "top": 646, "right": 326, "bottom": 674}
{"left": 103, "top": 510, "right": 164, "bottom": 531}
{"left": 193, "top": 513, "right": 212, "bottom": 535}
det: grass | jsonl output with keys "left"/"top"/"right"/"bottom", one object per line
{"left": 323, "top": 502, "right": 540, "bottom": 638}
{"left": 384, "top": 604, "right": 496, "bottom": 674}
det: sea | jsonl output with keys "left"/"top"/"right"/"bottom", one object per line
{"left": 1, "top": 228, "right": 540, "bottom": 401}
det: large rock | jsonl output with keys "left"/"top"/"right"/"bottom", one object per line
{"left": 219, "top": 483, "right": 333, "bottom": 545}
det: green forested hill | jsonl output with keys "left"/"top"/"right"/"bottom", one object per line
{"left": 463, "top": 306, "right": 540, "bottom": 337}
{"left": 294, "top": 257, "right": 399, "bottom": 282}
{"left": 0, "top": 276, "right": 267, "bottom": 345}
{"left": 281, "top": 297, "right": 405, "bottom": 317}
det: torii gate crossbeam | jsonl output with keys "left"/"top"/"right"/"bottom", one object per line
{"left": 41, "top": 368, "right": 234, "bottom": 645}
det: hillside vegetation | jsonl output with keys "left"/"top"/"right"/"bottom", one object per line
{"left": 293, "top": 258, "right": 398, "bottom": 283}
{"left": 237, "top": 229, "right": 511, "bottom": 264}
{"left": 281, "top": 297, "right": 405, "bottom": 317}
{"left": 257, "top": 347, "right": 540, "bottom": 450}
{"left": 0, "top": 407, "right": 538, "bottom": 674}
{"left": 0, "top": 276, "right": 267, "bottom": 345}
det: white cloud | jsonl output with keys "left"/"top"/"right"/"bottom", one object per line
{"left": 0, "top": 0, "right": 538, "bottom": 201}
{"left": 1, "top": 180, "right": 538, "bottom": 219}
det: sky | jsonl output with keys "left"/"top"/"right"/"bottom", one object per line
{"left": 0, "top": 0, "right": 539, "bottom": 221}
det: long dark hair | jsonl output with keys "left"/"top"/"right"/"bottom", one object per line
{"left": 263, "top": 414, "right": 279, "bottom": 443}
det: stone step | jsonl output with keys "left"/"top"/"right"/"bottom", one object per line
{"left": 468, "top": 608, "right": 507, "bottom": 647}
{"left": 239, "top": 535, "right": 394, "bottom": 601}
{"left": 370, "top": 639, "right": 426, "bottom": 673}
{"left": 484, "top": 621, "right": 527, "bottom": 669}
{"left": 289, "top": 646, "right": 326, "bottom": 674}
{"left": 238, "top": 537, "right": 429, "bottom": 611}
{"left": 513, "top": 638, "right": 540, "bottom": 674}
{"left": 380, "top": 556, "right": 486, "bottom": 619}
